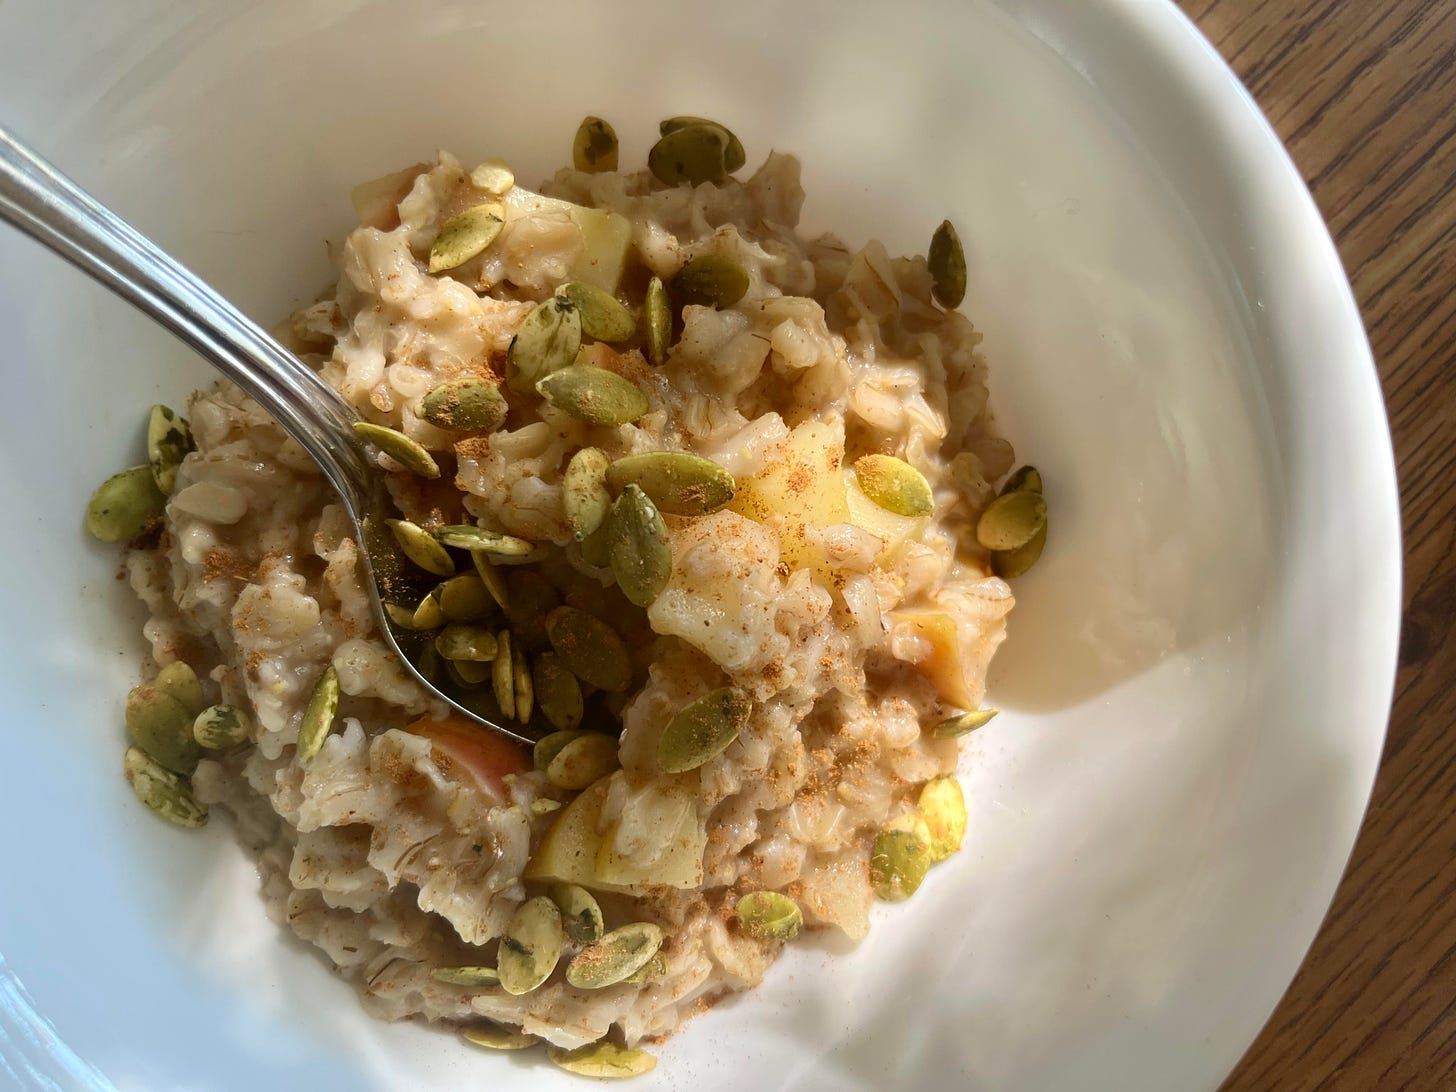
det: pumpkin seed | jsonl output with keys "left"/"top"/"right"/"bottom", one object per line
{"left": 869, "top": 824, "right": 933, "bottom": 902}
{"left": 502, "top": 570, "right": 561, "bottom": 653}
{"left": 463, "top": 1026, "right": 538, "bottom": 1051}
{"left": 854, "top": 454, "right": 934, "bottom": 517}
{"left": 435, "top": 624, "right": 499, "bottom": 662}
{"left": 497, "top": 896, "right": 563, "bottom": 995}
{"left": 573, "top": 116, "right": 618, "bottom": 173}
{"left": 565, "top": 922, "right": 663, "bottom": 989}
{"left": 1000, "top": 464, "right": 1043, "bottom": 496}
{"left": 146, "top": 404, "right": 193, "bottom": 494}
{"left": 623, "top": 951, "right": 668, "bottom": 984}
{"left": 436, "top": 573, "right": 496, "bottom": 622}
{"left": 644, "top": 275, "right": 671, "bottom": 366}
{"left": 192, "top": 704, "right": 249, "bottom": 750}
{"left": 975, "top": 489, "right": 1046, "bottom": 551}
{"left": 431, "top": 966, "right": 500, "bottom": 987}
{"left": 85, "top": 466, "right": 165, "bottom": 543}
{"left": 155, "top": 660, "right": 204, "bottom": 716}
{"left": 563, "top": 447, "right": 612, "bottom": 541}
{"left": 918, "top": 777, "right": 967, "bottom": 862}
{"left": 558, "top": 281, "right": 636, "bottom": 343}
{"left": 125, "top": 685, "right": 202, "bottom": 775}
{"left": 648, "top": 123, "right": 728, "bottom": 187}
{"left": 416, "top": 376, "right": 507, "bottom": 433}
{"left": 534, "top": 729, "right": 587, "bottom": 771}
{"left": 546, "top": 731, "right": 619, "bottom": 790}
{"left": 670, "top": 253, "right": 749, "bottom": 309}
{"left": 429, "top": 202, "right": 505, "bottom": 273}
{"left": 533, "top": 656, "right": 585, "bottom": 732}
{"left": 434, "top": 524, "right": 533, "bottom": 557}
{"left": 296, "top": 664, "right": 340, "bottom": 765}
{"left": 933, "top": 708, "right": 998, "bottom": 739}
{"left": 469, "top": 158, "right": 515, "bottom": 195}
{"left": 536, "top": 365, "right": 649, "bottom": 427}
{"left": 353, "top": 422, "right": 441, "bottom": 479}
{"left": 735, "top": 891, "right": 803, "bottom": 942}
{"left": 547, "top": 1042, "right": 657, "bottom": 1079}
{"left": 928, "top": 219, "right": 967, "bottom": 309}
{"left": 513, "top": 649, "right": 534, "bottom": 723}
{"left": 551, "top": 883, "right": 605, "bottom": 943}
{"left": 416, "top": 641, "right": 444, "bottom": 685}
{"left": 545, "top": 607, "right": 632, "bottom": 691}
{"left": 413, "top": 591, "right": 447, "bottom": 630}
{"left": 507, "top": 296, "right": 582, "bottom": 394}
{"left": 492, "top": 630, "right": 516, "bottom": 720}
{"left": 384, "top": 602, "right": 418, "bottom": 629}
{"left": 991, "top": 522, "right": 1047, "bottom": 579}
{"left": 387, "top": 519, "right": 456, "bottom": 577}
{"left": 604, "top": 451, "right": 735, "bottom": 516}
{"left": 655, "top": 687, "right": 752, "bottom": 774}
{"left": 123, "top": 746, "right": 207, "bottom": 828}
{"left": 448, "top": 658, "right": 491, "bottom": 688}
{"left": 608, "top": 486, "right": 671, "bottom": 608}
{"left": 659, "top": 116, "right": 746, "bottom": 173}
{"left": 472, "top": 552, "right": 511, "bottom": 609}
{"left": 578, "top": 521, "right": 613, "bottom": 568}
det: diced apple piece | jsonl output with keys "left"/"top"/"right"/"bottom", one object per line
{"left": 403, "top": 714, "right": 530, "bottom": 800}
{"left": 888, "top": 610, "right": 979, "bottom": 710}
{"left": 350, "top": 163, "right": 429, "bottom": 230}
{"left": 594, "top": 792, "right": 707, "bottom": 891}
{"left": 729, "top": 419, "right": 850, "bottom": 579}
{"left": 844, "top": 468, "right": 929, "bottom": 558}
{"left": 567, "top": 206, "right": 632, "bottom": 292}
{"left": 523, "top": 778, "right": 629, "bottom": 892}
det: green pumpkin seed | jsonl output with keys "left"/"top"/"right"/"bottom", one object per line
{"left": 147, "top": 404, "right": 194, "bottom": 494}
{"left": 436, "top": 573, "right": 497, "bottom": 622}
{"left": 648, "top": 123, "right": 728, "bottom": 187}
{"left": 384, "top": 602, "right": 419, "bottom": 630}
{"left": 551, "top": 883, "right": 605, "bottom": 943}
{"left": 469, "top": 159, "right": 515, "bottom": 195}
{"left": 463, "top": 1026, "right": 538, "bottom": 1051}
{"left": 644, "top": 275, "right": 671, "bottom": 366}
{"left": 932, "top": 708, "right": 998, "bottom": 739}
{"left": 435, "top": 624, "right": 499, "bottom": 662}
{"left": 448, "top": 658, "right": 492, "bottom": 688}
{"left": 497, "top": 896, "right": 563, "bottom": 996}
{"left": 578, "top": 521, "right": 613, "bottom": 568}
{"left": 513, "top": 651, "right": 534, "bottom": 723}
{"left": 507, "top": 296, "right": 582, "bottom": 394}
{"left": 434, "top": 524, "right": 533, "bottom": 556}
{"left": 413, "top": 592, "right": 447, "bottom": 630}
{"left": 416, "top": 377, "right": 507, "bottom": 433}
{"left": 975, "top": 490, "right": 1047, "bottom": 551}
{"left": 544, "top": 607, "right": 632, "bottom": 691}
{"left": 1000, "top": 465, "right": 1043, "bottom": 496}
{"left": 429, "top": 202, "right": 505, "bottom": 273}
{"left": 534, "top": 729, "right": 587, "bottom": 771}
{"left": 565, "top": 922, "right": 663, "bottom": 989}
{"left": 192, "top": 704, "right": 249, "bottom": 750}
{"left": 928, "top": 219, "right": 967, "bottom": 309}
{"left": 918, "top": 777, "right": 967, "bottom": 862}
{"left": 546, "top": 732, "right": 619, "bottom": 790}
{"left": 85, "top": 466, "right": 166, "bottom": 543}
{"left": 670, "top": 253, "right": 749, "bottom": 309}
{"left": 155, "top": 661, "right": 204, "bottom": 716}
{"left": 735, "top": 891, "right": 803, "bottom": 942}
{"left": 991, "top": 522, "right": 1047, "bottom": 579}
{"left": 431, "top": 966, "right": 500, "bottom": 987}
{"left": 604, "top": 451, "right": 735, "bottom": 516}
{"left": 563, "top": 447, "right": 612, "bottom": 541}
{"left": 655, "top": 687, "right": 752, "bottom": 774}
{"left": 623, "top": 951, "right": 668, "bottom": 984}
{"left": 573, "top": 116, "right": 618, "bottom": 173}
{"left": 608, "top": 486, "right": 671, "bottom": 608}
{"left": 536, "top": 365, "right": 649, "bottom": 427}
{"left": 659, "top": 116, "right": 746, "bottom": 172}
{"left": 557, "top": 281, "right": 636, "bottom": 343}
{"left": 870, "top": 825, "right": 933, "bottom": 902}
{"left": 533, "top": 656, "right": 584, "bottom": 732}
{"left": 296, "top": 664, "right": 340, "bottom": 765}
{"left": 416, "top": 641, "right": 444, "bottom": 686}
{"left": 472, "top": 552, "right": 511, "bottom": 610}
{"left": 854, "top": 454, "right": 935, "bottom": 517}
{"left": 387, "top": 519, "right": 456, "bottom": 577}
{"left": 548, "top": 1042, "right": 657, "bottom": 1079}
{"left": 123, "top": 747, "right": 207, "bottom": 828}
{"left": 492, "top": 630, "right": 516, "bottom": 720}
{"left": 353, "top": 422, "right": 441, "bottom": 479}
{"left": 125, "top": 685, "right": 202, "bottom": 775}
{"left": 502, "top": 570, "right": 561, "bottom": 653}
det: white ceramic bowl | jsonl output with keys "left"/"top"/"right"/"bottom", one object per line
{"left": 0, "top": 1, "right": 1400, "bottom": 1089}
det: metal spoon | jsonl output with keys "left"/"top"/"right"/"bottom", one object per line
{"left": 0, "top": 126, "right": 532, "bottom": 744}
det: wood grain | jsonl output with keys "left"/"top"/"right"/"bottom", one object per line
{"left": 1175, "top": 1, "right": 1456, "bottom": 1089}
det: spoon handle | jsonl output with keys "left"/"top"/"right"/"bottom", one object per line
{"left": 0, "top": 126, "right": 372, "bottom": 509}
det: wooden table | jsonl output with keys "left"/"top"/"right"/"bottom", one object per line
{"left": 1177, "top": 1, "right": 1456, "bottom": 1089}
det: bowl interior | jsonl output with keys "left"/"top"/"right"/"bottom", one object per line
{"left": 0, "top": 1, "right": 1399, "bottom": 1089}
